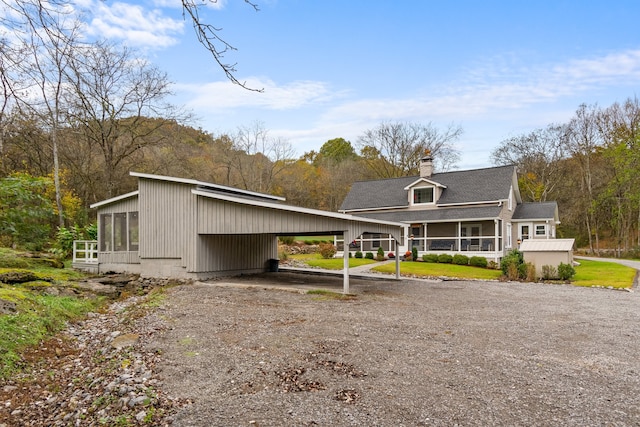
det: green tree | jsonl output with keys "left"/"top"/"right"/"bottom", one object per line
{"left": 0, "top": 173, "right": 55, "bottom": 249}
{"left": 318, "top": 138, "right": 357, "bottom": 164}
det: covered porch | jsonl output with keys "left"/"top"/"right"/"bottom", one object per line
{"left": 336, "top": 218, "right": 505, "bottom": 262}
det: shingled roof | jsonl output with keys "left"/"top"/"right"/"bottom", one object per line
{"left": 339, "top": 165, "right": 517, "bottom": 211}
{"left": 512, "top": 202, "right": 559, "bottom": 221}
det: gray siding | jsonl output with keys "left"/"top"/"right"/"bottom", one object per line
{"left": 138, "top": 179, "right": 197, "bottom": 268}
{"left": 197, "top": 198, "right": 404, "bottom": 240}
{"left": 195, "top": 234, "right": 278, "bottom": 273}
{"left": 98, "top": 197, "right": 138, "bottom": 214}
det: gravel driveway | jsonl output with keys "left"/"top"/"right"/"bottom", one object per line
{"left": 142, "top": 273, "right": 640, "bottom": 426}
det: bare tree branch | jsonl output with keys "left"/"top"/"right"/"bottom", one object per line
{"left": 181, "top": 0, "right": 263, "bottom": 92}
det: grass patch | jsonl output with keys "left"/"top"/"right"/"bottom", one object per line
{"left": 307, "top": 289, "right": 357, "bottom": 301}
{"left": 572, "top": 259, "right": 636, "bottom": 289}
{"left": 306, "top": 258, "right": 378, "bottom": 270}
{"left": 0, "top": 247, "right": 102, "bottom": 379}
{"left": 373, "top": 261, "right": 502, "bottom": 280}
{"left": 0, "top": 288, "right": 102, "bottom": 379}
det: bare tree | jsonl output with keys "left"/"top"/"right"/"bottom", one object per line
{"left": 224, "top": 121, "right": 295, "bottom": 193}
{"left": 357, "top": 121, "right": 462, "bottom": 178}
{"left": 180, "top": 0, "right": 262, "bottom": 91}
{"left": 2, "top": 0, "right": 83, "bottom": 226}
{"left": 564, "top": 103, "right": 606, "bottom": 254}
{"left": 491, "top": 124, "right": 568, "bottom": 202}
{"left": 64, "top": 42, "right": 180, "bottom": 200}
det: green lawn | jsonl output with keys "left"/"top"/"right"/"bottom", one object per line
{"left": 373, "top": 261, "right": 503, "bottom": 280}
{"left": 289, "top": 255, "right": 637, "bottom": 289}
{"left": 572, "top": 259, "right": 636, "bottom": 289}
{"left": 288, "top": 253, "right": 377, "bottom": 270}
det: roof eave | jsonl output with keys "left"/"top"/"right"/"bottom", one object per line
{"left": 90, "top": 191, "right": 139, "bottom": 209}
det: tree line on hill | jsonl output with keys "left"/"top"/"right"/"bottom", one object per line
{"left": 1, "top": 98, "right": 640, "bottom": 257}
{"left": 0, "top": 0, "right": 638, "bottom": 256}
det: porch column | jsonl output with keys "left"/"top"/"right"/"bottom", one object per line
{"left": 494, "top": 219, "right": 499, "bottom": 253}
{"left": 423, "top": 224, "right": 427, "bottom": 251}
{"left": 458, "top": 221, "right": 462, "bottom": 252}
{"left": 343, "top": 230, "right": 350, "bottom": 294}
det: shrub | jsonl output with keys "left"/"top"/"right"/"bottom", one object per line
{"left": 412, "top": 247, "right": 418, "bottom": 262}
{"left": 354, "top": 251, "right": 363, "bottom": 259}
{"left": 469, "top": 256, "right": 488, "bottom": 268}
{"left": 541, "top": 265, "right": 557, "bottom": 280}
{"left": 488, "top": 260, "right": 498, "bottom": 270}
{"left": 388, "top": 252, "right": 395, "bottom": 259}
{"left": 422, "top": 254, "right": 439, "bottom": 263}
{"left": 349, "top": 252, "right": 353, "bottom": 258}
{"left": 524, "top": 262, "right": 536, "bottom": 282}
{"left": 557, "top": 262, "right": 576, "bottom": 280}
{"left": 278, "top": 236, "right": 295, "bottom": 245}
{"left": 376, "top": 246, "right": 385, "bottom": 261}
{"left": 404, "top": 251, "right": 412, "bottom": 261}
{"left": 501, "top": 249, "right": 524, "bottom": 276}
{"left": 318, "top": 243, "right": 337, "bottom": 259}
{"left": 365, "top": 252, "right": 374, "bottom": 260}
{"left": 452, "top": 254, "right": 469, "bottom": 265}
{"left": 437, "top": 253, "right": 453, "bottom": 264}
{"left": 506, "top": 262, "right": 520, "bottom": 280}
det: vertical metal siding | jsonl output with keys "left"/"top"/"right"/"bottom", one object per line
{"left": 195, "top": 234, "right": 277, "bottom": 272}
{"left": 139, "top": 179, "right": 197, "bottom": 268}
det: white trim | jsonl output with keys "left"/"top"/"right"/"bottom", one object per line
{"left": 192, "top": 189, "right": 406, "bottom": 229}
{"left": 130, "top": 171, "right": 286, "bottom": 202}
{"left": 90, "top": 191, "right": 139, "bottom": 209}
{"left": 339, "top": 205, "right": 408, "bottom": 214}
{"left": 437, "top": 200, "right": 504, "bottom": 207}
{"left": 403, "top": 177, "right": 446, "bottom": 191}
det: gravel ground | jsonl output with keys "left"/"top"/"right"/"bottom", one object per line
{"left": 142, "top": 273, "right": 640, "bottom": 426}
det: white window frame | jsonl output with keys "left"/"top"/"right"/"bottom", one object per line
{"left": 506, "top": 223, "right": 512, "bottom": 248}
{"left": 411, "top": 186, "right": 435, "bottom": 206}
{"left": 535, "top": 224, "right": 546, "bottom": 237}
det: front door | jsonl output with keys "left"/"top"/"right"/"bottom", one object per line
{"left": 461, "top": 225, "right": 481, "bottom": 250}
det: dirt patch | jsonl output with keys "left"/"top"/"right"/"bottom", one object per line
{"left": 141, "top": 273, "right": 640, "bottom": 426}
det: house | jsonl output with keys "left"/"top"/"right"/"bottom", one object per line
{"left": 338, "top": 154, "right": 560, "bottom": 261}
{"left": 75, "top": 172, "right": 406, "bottom": 293}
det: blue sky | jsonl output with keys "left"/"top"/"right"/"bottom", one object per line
{"left": 80, "top": 0, "right": 640, "bottom": 169}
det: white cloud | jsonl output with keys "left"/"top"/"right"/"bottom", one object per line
{"left": 178, "top": 77, "right": 347, "bottom": 110}
{"left": 83, "top": 1, "right": 184, "bottom": 48}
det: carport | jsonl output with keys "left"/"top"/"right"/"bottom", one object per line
{"left": 86, "top": 173, "right": 406, "bottom": 294}
{"left": 192, "top": 187, "right": 406, "bottom": 294}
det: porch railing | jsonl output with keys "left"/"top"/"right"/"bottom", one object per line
{"left": 412, "top": 237, "right": 501, "bottom": 252}
{"left": 73, "top": 240, "right": 98, "bottom": 264}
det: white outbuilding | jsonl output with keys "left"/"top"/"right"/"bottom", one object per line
{"left": 519, "top": 238, "right": 575, "bottom": 278}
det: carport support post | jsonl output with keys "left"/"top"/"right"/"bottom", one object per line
{"left": 395, "top": 244, "right": 400, "bottom": 279}
{"left": 343, "top": 231, "right": 350, "bottom": 294}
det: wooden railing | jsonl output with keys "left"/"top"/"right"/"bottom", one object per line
{"left": 73, "top": 240, "right": 98, "bottom": 264}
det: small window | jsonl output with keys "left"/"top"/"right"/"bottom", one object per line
{"left": 535, "top": 225, "right": 546, "bottom": 236}
{"left": 372, "top": 234, "right": 380, "bottom": 248}
{"left": 413, "top": 187, "right": 434, "bottom": 204}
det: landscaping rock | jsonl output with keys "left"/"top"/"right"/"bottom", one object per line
{"left": 0, "top": 299, "right": 16, "bottom": 315}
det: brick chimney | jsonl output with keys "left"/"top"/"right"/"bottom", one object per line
{"left": 420, "top": 150, "right": 433, "bottom": 178}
